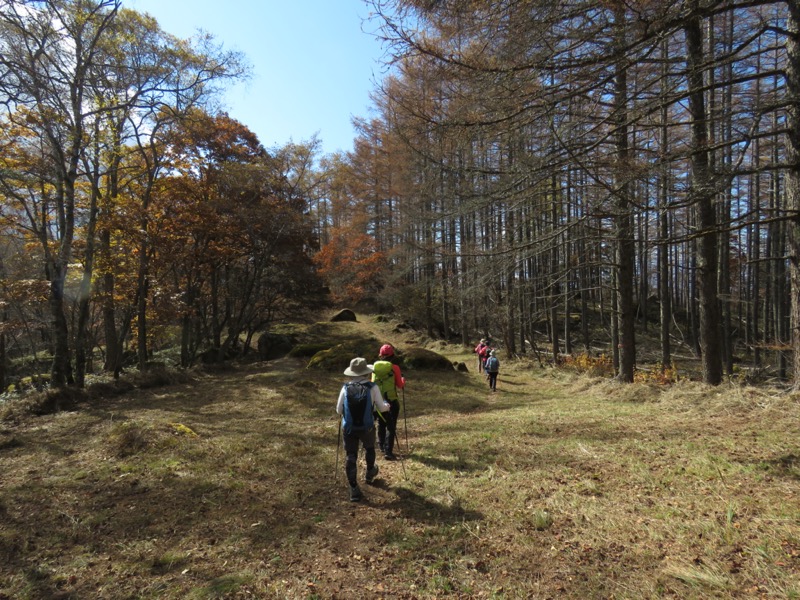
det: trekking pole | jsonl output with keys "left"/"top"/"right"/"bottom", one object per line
{"left": 334, "top": 419, "right": 341, "bottom": 483}
{"left": 398, "top": 449, "right": 408, "bottom": 480}
{"left": 402, "top": 387, "right": 409, "bottom": 454}
{"left": 392, "top": 405, "right": 408, "bottom": 481}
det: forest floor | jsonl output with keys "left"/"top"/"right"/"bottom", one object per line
{"left": 0, "top": 315, "right": 799, "bottom": 599}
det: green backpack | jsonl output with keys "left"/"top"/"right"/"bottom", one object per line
{"left": 372, "top": 360, "right": 398, "bottom": 401}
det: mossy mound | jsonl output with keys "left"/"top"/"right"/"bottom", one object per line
{"left": 306, "top": 337, "right": 380, "bottom": 372}
{"left": 5, "top": 373, "right": 51, "bottom": 394}
{"left": 399, "top": 347, "right": 455, "bottom": 371}
{"left": 288, "top": 343, "right": 331, "bottom": 358}
{"left": 1, "top": 386, "right": 87, "bottom": 420}
{"left": 307, "top": 342, "right": 453, "bottom": 373}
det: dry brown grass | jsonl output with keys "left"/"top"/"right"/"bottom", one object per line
{"left": 0, "top": 316, "right": 798, "bottom": 599}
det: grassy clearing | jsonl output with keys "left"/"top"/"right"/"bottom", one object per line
{"left": 0, "top": 316, "right": 799, "bottom": 598}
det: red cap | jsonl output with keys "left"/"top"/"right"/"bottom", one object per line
{"left": 379, "top": 344, "right": 394, "bottom": 357}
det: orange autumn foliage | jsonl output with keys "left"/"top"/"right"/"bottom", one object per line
{"left": 313, "top": 228, "right": 385, "bottom": 304}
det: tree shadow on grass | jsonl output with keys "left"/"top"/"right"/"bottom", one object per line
{"left": 493, "top": 378, "right": 528, "bottom": 387}
{"left": 741, "top": 452, "right": 800, "bottom": 482}
{"left": 384, "top": 486, "right": 484, "bottom": 525}
{"left": 403, "top": 375, "right": 501, "bottom": 416}
{"left": 407, "top": 449, "right": 498, "bottom": 474}
{"left": 326, "top": 477, "right": 484, "bottom": 526}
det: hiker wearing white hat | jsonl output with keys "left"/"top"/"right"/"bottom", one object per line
{"left": 485, "top": 349, "right": 500, "bottom": 392}
{"left": 336, "top": 357, "right": 391, "bottom": 501}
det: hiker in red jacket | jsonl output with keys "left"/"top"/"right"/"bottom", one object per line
{"left": 474, "top": 338, "right": 489, "bottom": 373}
{"left": 371, "top": 343, "right": 405, "bottom": 460}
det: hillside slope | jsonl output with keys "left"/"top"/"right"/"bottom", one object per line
{"left": 0, "top": 315, "right": 798, "bottom": 599}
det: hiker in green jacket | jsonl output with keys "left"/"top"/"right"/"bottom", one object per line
{"left": 371, "top": 344, "right": 405, "bottom": 461}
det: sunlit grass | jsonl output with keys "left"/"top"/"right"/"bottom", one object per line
{"left": 1, "top": 318, "right": 799, "bottom": 598}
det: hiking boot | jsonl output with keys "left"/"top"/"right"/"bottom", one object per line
{"left": 349, "top": 484, "right": 363, "bottom": 502}
{"left": 365, "top": 464, "right": 379, "bottom": 484}
{"left": 383, "top": 453, "right": 397, "bottom": 461}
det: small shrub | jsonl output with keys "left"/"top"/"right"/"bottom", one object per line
{"left": 29, "top": 387, "right": 87, "bottom": 415}
{"left": 561, "top": 353, "right": 614, "bottom": 377}
{"left": 634, "top": 362, "right": 681, "bottom": 385}
{"left": 13, "top": 374, "right": 51, "bottom": 393}
{"left": 530, "top": 509, "right": 553, "bottom": 531}
{"left": 151, "top": 551, "right": 190, "bottom": 574}
{"left": 106, "top": 421, "right": 155, "bottom": 457}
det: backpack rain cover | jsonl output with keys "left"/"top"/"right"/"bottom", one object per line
{"left": 371, "top": 360, "right": 398, "bottom": 401}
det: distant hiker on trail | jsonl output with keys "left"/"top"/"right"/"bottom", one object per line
{"left": 485, "top": 349, "right": 500, "bottom": 392}
{"left": 371, "top": 344, "right": 405, "bottom": 461}
{"left": 474, "top": 339, "right": 489, "bottom": 373}
{"left": 336, "top": 357, "right": 391, "bottom": 502}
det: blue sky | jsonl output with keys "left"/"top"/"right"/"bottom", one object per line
{"left": 128, "top": 0, "right": 387, "bottom": 156}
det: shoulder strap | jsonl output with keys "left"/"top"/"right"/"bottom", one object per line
{"left": 343, "top": 381, "right": 375, "bottom": 433}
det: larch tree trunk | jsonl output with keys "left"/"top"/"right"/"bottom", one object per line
{"left": 685, "top": 0, "right": 722, "bottom": 385}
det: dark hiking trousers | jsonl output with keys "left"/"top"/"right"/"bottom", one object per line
{"left": 378, "top": 399, "right": 400, "bottom": 456}
{"left": 344, "top": 428, "right": 377, "bottom": 486}
{"left": 487, "top": 371, "right": 498, "bottom": 391}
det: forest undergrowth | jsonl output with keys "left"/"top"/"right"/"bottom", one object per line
{"left": 0, "top": 315, "right": 798, "bottom": 599}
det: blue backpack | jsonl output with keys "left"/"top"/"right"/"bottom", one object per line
{"left": 485, "top": 356, "right": 499, "bottom": 373}
{"left": 342, "top": 381, "right": 375, "bottom": 434}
